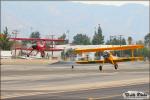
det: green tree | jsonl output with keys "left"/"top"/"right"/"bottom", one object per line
{"left": 61, "top": 48, "right": 76, "bottom": 60}
{"left": 72, "top": 33, "right": 91, "bottom": 45}
{"left": 144, "top": 33, "right": 150, "bottom": 61}
{"left": 0, "top": 27, "right": 14, "bottom": 50}
{"left": 144, "top": 33, "right": 150, "bottom": 47}
{"left": 112, "top": 38, "right": 119, "bottom": 45}
{"left": 127, "top": 36, "right": 132, "bottom": 45}
{"left": 106, "top": 37, "right": 126, "bottom": 45}
{"left": 92, "top": 24, "right": 104, "bottom": 45}
{"left": 136, "top": 40, "right": 144, "bottom": 45}
{"left": 22, "top": 31, "right": 41, "bottom": 46}
{"left": 121, "top": 38, "right": 126, "bottom": 45}
{"left": 30, "top": 31, "right": 40, "bottom": 38}
{"left": 56, "top": 33, "right": 68, "bottom": 45}
{"left": 143, "top": 47, "right": 150, "bottom": 59}
{"left": 106, "top": 37, "right": 118, "bottom": 45}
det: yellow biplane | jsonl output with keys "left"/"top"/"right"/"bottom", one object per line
{"left": 74, "top": 45, "right": 144, "bottom": 71}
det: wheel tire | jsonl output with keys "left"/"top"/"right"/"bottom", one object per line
{"left": 41, "top": 55, "right": 44, "bottom": 58}
{"left": 114, "top": 64, "right": 118, "bottom": 70}
{"left": 72, "top": 65, "right": 74, "bottom": 69}
{"left": 99, "top": 65, "right": 102, "bottom": 71}
{"left": 41, "top": 51, "right": 45, "bottom": 58}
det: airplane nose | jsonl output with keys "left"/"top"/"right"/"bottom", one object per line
{"left": 103, "top": 51, "right": 110, "bottom": 58}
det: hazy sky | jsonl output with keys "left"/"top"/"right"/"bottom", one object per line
{"left": 1, "top": 1, "right": 149, "bottom": 42}
{"left": 73, "top": 1, "right": 149, "bottom": 6}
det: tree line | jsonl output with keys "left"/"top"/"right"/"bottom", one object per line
{"left": 0, "top": 26, "right": 150, "bottom": 60}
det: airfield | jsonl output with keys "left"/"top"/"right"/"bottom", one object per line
{"left": 1, "top": 60, "right": 149, "bottom": 100}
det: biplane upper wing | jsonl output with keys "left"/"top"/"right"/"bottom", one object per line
{"left": 75, "top": 45, "right": 144, "bottom": 53}
{"left": 16, "top": 47, "right": 63, "bottom": 51}
{"left": 10, "top": 38, "right": 65, "bottom": 42}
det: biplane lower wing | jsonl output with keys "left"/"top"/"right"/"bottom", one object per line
{"left": 76, "top": 57, "right": 143, "bottom": 64}
{"left": 112, "top": 57, "right": 143, "bottom": 62}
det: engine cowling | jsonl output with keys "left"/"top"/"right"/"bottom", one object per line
{"left": 103, "top": 51, "right": 110, "bottom": 59}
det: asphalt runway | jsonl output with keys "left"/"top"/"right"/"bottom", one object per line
{"left": 1, "top": 61, "right": 149, "bottom": 99}
{"left": 4, "top": 83, "right": 149, "bottom": 100}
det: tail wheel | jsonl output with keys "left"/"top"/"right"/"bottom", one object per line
{"left": 99, "top": 65, "right": 102, "bottom": 71}
{"left": 114, "top": 64, "right": 118, "bottom": 70}
{"left": 72, "top": 65, "right": 74, "bottom": 69}
{"left": 41, "top": 55, "right": 44, "bottom": 58}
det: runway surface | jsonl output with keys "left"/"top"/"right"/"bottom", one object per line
{"left": 1, "top": 61, "right": 149, "bottom": 99}
{"left": 4, "top": 83, "right": 149, "bottom": 100}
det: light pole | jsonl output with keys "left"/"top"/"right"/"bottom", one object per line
{"left": 12, "top": 30, "right": 19, "bottom": 59}
{"left": 66, "top": 30, "right": 69, "bottom": 44}
{"left": 63, "top": 47, "right": 66, "bottom": 60}
{"left": 0, "top": 47, "right": 1, "bottom": 65}
{"left": 119, "top": 35, "right": 123, "bottom": 56}
{"left": 50, "top": 35, "right": 55, "bottom": 58}
{"left": 46, "top": 34, "right": 55, "bottom": 58}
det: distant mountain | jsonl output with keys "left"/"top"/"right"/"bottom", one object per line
{"left": 1, "top": 1, "right": 149, "bottom": 42}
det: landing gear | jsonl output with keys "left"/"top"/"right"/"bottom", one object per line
{"left": 114, "top": 64, "right": 118, "bottom": 70}
{"left": 99, "top": 65, "right": 102, "bottom": 71}
{"left": 71, "top": 65, "right": 74, "bottom": 69}
{"left": 41, "top": 51, "right": 45, "bottom": 58}
{"left": 27, "top": 54, "right": 29, "bottom": 57}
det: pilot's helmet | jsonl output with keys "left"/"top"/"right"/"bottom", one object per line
{"left": 103, "top": 51, "right": 110, "bottom": 58}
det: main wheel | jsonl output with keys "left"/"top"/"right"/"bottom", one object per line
{"left": 27, "top": 54, "right": 29, "bottom": 57}
{"left": 41, "top": 51, "right": 45, "bottom": 58}
{"left": 114, "top": 64, "right": 118, "bottom": 70}
{"left": 99, "top": 65, "right": 102, "bottom": 71}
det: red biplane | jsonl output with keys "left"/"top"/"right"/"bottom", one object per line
{"left": 10, "top": 37, "right": 65, "bottom": 58}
